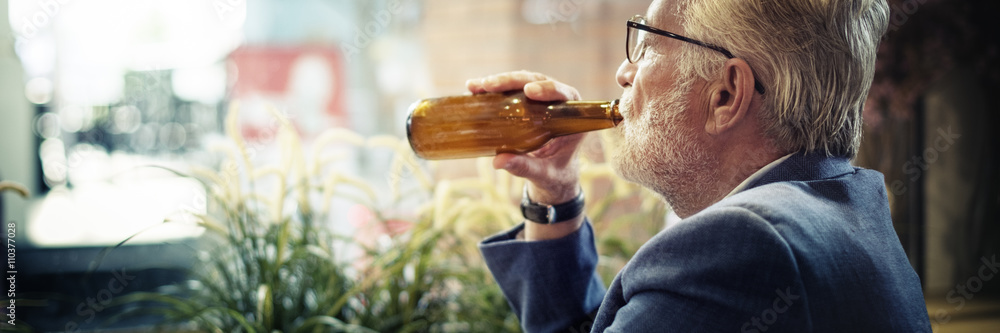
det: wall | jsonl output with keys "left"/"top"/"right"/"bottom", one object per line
{"left": 0, "top": 1, "right": 37, "bottom": 230}
{"left": 421, "top": 0, "right": 649, "bottom": 99}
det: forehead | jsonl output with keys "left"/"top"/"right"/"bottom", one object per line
{"left": 645, "top": 0, "right": 684, "bottom": 33}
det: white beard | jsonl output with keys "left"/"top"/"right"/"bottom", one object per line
{"left": 611, "top": 75, "right": 722, "bottom": 216}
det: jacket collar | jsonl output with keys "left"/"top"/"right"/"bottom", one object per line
{"left": 743, "top": 152, "right": 856, "bottom": 192}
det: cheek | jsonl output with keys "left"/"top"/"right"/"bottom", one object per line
{"left": 635, "top": 56, "right": 676, "bottom": 89}
{"left": 632, "top": 73, "right": 677, "bottom": 119}
{"left": 621, "top": 87, "right": 656, "bottom": 127}
{"left": 619, "top": 106, "right": 659, "bottom": 149}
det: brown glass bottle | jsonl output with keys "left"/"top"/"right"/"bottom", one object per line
{"left": 406, "top": 91, "right": 622, "bottom": 160}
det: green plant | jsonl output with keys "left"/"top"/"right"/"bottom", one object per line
{"left": 110, "top": 102, "right": 665, "bottom": 332}
{"left": 102, "top": 103, "right": 523, "bottom": 332}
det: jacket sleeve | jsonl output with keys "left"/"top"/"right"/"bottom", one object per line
{"left": 598, "top": 206, "right": 811, "bottom": 332}
{"left": 479, "top": 220, "right": 606, "bottom": 333}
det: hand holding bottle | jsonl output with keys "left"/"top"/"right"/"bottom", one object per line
{"left": 465, "top": 71, "right": 588, "bottom": 241}
{"left": 409, "top": 73, "right": 619, "bottom": 160}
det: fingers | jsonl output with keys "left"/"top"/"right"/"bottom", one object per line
{"left": 466, "top": 72, "right": 581, "bottom": 101}
{"left": 466, "top": 71, "right": 581, "bottom": 103}
{"left": 496, "top": 148, "right": 582, "bottom": 205}
{"left": 524, "top": 80, "right": 582, "bottom": 102}
{"left": 492, "top": 133, "right": 586, "bottom": 185}
{"left": 466, "top": 70, "right": 549, "bottom": 94}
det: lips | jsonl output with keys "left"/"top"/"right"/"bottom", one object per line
{"left": 617, "top": 95, "right": 634, "bottom": 121}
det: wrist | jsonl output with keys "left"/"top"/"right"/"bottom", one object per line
{"left": 525, "top": 181, "right": 580, "bottom": 206}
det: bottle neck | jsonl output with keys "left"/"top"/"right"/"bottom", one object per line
{"left": 541, "top": 99, "right": 622, "bottom": 136}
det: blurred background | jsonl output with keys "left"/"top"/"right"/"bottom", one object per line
{"left": 0, "top": 0, "right": 996, "bottom": 331}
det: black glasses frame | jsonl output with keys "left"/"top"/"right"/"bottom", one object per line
{"left": 627, "top": 15, "right": 766, "bottom": 95}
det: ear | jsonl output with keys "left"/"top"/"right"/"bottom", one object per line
{"left": 705, "top": 58, "right": 756, "bottom": 135}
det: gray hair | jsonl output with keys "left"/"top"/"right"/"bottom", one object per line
{"left": 676, "top": 0, "right": 890, "bottom": 158}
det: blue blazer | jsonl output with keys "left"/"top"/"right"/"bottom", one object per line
{"left": 480, "top": 153, "right": 931, "bottom": 332}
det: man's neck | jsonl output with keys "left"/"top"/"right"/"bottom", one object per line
{"left": 671, "top": 144, "right": 785, "bottom": 218}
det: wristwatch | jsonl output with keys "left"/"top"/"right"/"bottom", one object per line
{"left": 520, "top": 186, "right": 585, "bottom": 224}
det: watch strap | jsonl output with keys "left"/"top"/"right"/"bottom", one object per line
{"left": 520, "top": 186, "right": 585, "bottom": 224}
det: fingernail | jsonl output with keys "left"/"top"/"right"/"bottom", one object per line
{"left": 524, "top": 83, "right": 541, "bottom": 95}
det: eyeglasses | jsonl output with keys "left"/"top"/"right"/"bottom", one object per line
{"left": 627, "top": 15, "right": 766, "bottom": 95}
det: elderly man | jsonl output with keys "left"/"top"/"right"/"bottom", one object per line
{"left": 470, "top": 0, "right": 930, "bottom": 332}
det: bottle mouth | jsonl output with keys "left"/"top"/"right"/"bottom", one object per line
{"left": 609, "top": 99, "right": 623, "bottom": 126}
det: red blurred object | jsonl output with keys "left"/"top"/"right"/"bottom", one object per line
{"left": 227, "top": 46, "right": 347, "bottom": 141}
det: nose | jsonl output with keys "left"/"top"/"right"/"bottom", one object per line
{"left": 616, "top": 59, "right": 636, "bottom": 88}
